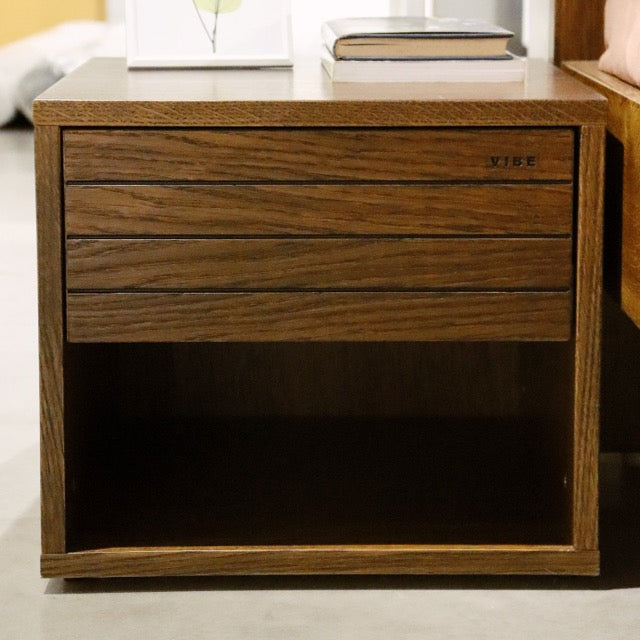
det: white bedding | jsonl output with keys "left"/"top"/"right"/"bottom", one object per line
{"left": 0, "top": 21, "right": 125, "bottom": 125}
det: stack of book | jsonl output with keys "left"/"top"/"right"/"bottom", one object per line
{"left": 321, "top": 17, "right": 525, "bottom": 83}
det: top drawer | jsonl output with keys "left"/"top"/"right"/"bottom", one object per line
{"left": 62, "top": 128, "right": 574, "bottom": 183}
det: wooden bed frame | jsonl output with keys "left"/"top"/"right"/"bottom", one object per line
{"left": 555, "top": 0, "right": 606, "bottom": 64}
{"left": 556, "top": 0, "right": 640, "bottom": 452}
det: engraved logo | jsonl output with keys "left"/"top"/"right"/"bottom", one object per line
{"left": 489, "top": 156, "right": 537, "bottom": 168}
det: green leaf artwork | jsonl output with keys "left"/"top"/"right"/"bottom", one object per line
{"left": 192, "top": 0, "right": 244, "bottom": 53}
{"left": 194, "top": 0, "right": 242, "bottom": 12}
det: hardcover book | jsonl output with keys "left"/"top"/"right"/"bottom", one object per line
{"left": 322, "top": 17, "right": 514, "bottom": 60}
{"left": 321, "top": 47, "right": 525, "bottom": 83}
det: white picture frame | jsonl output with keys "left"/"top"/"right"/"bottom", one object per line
{"left": 522, "top": 0, "right": 555, "bottom": 60}
{"left": 388, "top": 0, "right": 428, "bottom": 15}
{"left": 125, "top": 0, "right": 293, "bottom": 68}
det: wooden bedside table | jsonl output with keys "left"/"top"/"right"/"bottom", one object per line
{"left": 35, "top": 57, "right": 606, "bottom": 577}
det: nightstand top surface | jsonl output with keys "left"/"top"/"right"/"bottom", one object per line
{"left": 34, "top": 56, "right": 605, "bottom": 127}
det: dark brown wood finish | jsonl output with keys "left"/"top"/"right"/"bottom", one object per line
{"left": 572, "top": 125, "right": 604, "bottom": 551}
{"left": 555, "top": 0, "right": 606, "bottom": 65}
{"left": 87, "top": 342, "right": 551, "bottom": 420}
{"left": 63, "top": 128, "right": 575, "bottom": 183}
{"left": 57, "top": 341, "right": 576, "bottom": 554}
{"left": 562, "top": 62, "right": 640, "bottom": 454}
{"left": 563, "top": 61, "right": 640, "bottom": 329}
{"left": 35, "top": 126, "right": 66, "bottom": 554}
{"left": 64, "top": 183, "right": 574, "bottom": 237}
{"left": 65, "top": 238, "right": 572, "bottom": 291}
{"left": 42, "top": 547, "right": 599, "bottom": 578}
{"left": 66, "top": 292, "right": 572, "bottom": 343}
{"left": 35, "top": 57, "right": 605, "bottom": 577}
{"left": 33, "top": 58, "right": 606, "bottom": 127}
{"left": 600, "top": 294, "right": 640, "bottom": 451}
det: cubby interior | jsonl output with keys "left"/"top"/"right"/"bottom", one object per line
{"left": 63, "top": 341, "right": 574, "bottom": 551}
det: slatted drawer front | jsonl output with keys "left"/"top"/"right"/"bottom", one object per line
{"left": 63, "top": 126, "right": 575, "bottom": 342}
{"left": 66, "top": 292, "right": 572, "bottom": 342}
{"left": 66, "top": 238, "right": 572, "bottom": 291}
{"left": 63, "top": 128, "right": 574, "bottom": 182}
{"left": 65, "top": 184, "right": 573, "bottom": 237}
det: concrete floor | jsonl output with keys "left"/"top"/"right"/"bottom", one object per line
{"left": 1, "top": 125, "right": 640, "bottom": 639}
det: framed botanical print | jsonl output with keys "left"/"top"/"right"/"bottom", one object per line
{"left": 125, "top": 0, "right": 293, "bottom": 68}
{"left": 522, "top": 0, "right": 555, "bottom": 60}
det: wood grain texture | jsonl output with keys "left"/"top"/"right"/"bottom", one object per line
{"left": 564, "top": 61, "right": 640, "bottom": 106}
{"left": 33, "top": 58, "right": 606, "bottom": 127}
{"left": 37, "top": 60, "right": 607, "bottom": 577}
{"left": 35, "top": 125, "right": 66, "bottom": 554}
{"left": 65, "top": 292, "right": 572, "bottom": 343}
{"left": 555, "top": 0, "right": 606, "bottom": 64}
{"left": 563, "top": 61, "right": 640, "bottom": 328}
{"left": 41, "top": 547, "right": 599, "bottom": 577}
{"left": 572, "top": 125, "right": 604, "bottom": 551}
{"left": 72, "top": 343, "right": 558, "bottom": 420}
{"left": 62, "top": 347, "right": 574, "bottom": 554}
{"left": 65, "top": 238, "right": 573, "bottom": 291}
{"left": 63, "top": 128, "right": 575, "bottom": 183}
{"left": 64, "top": 183, "right": 574, "bottom": 237}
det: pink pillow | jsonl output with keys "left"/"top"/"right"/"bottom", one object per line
{"left": 599, "top": 0, "right": 640, "bottom": 87}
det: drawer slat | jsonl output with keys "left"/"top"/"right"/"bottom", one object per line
{"left": 66, "top": 292, "right": 572, "bottom": 342}
{"left": 66, "top": 238, "right": 573, "bottom": 291}
{"left": 63, "top": 128, "right": 574, "bottom": 182}
{"left": 65, "top": 184, "right": 574, "bottom": 237}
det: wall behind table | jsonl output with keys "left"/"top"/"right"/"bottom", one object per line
{"left": 102, "top": 0, "right": 392, "bottom": 51}
{"left": 434, "top": 0, "right": 525, "bottom": 56}
{"left": 0, "top": 0, "right": 105, "bottom": 45}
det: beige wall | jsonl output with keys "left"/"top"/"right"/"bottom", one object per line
{"left": 0, "top": 0, "right": 105, "bottom": 45}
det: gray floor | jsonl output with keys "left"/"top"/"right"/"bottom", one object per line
{"left": 1, "top": 126, "right": 640, "bottom": 639}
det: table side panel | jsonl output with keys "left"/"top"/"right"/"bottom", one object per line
{"left": 36, "top": 126, "right": 66, "bottom": 554}
{"left": 572, "top": 125, "right": 604, "bottom": 551}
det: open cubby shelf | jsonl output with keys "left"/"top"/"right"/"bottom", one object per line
{"left": 64, "top": 341, "right": 573, "bottom": 552}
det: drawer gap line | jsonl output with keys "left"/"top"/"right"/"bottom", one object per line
{"left": 63, "top": 179, "right": 575, "bottom": 188}
{"left": 65, "top": 233, "right": 573, "bottom": 241}
{"left": 67, "top": 287, "right": 574, "bottom": 295}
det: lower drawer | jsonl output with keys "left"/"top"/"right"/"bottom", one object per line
{"left": 66, "top": 291, "right": 572, "bottom": 342}
{"left": 65, "top": 238, "right": 572, "bottom": 291}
